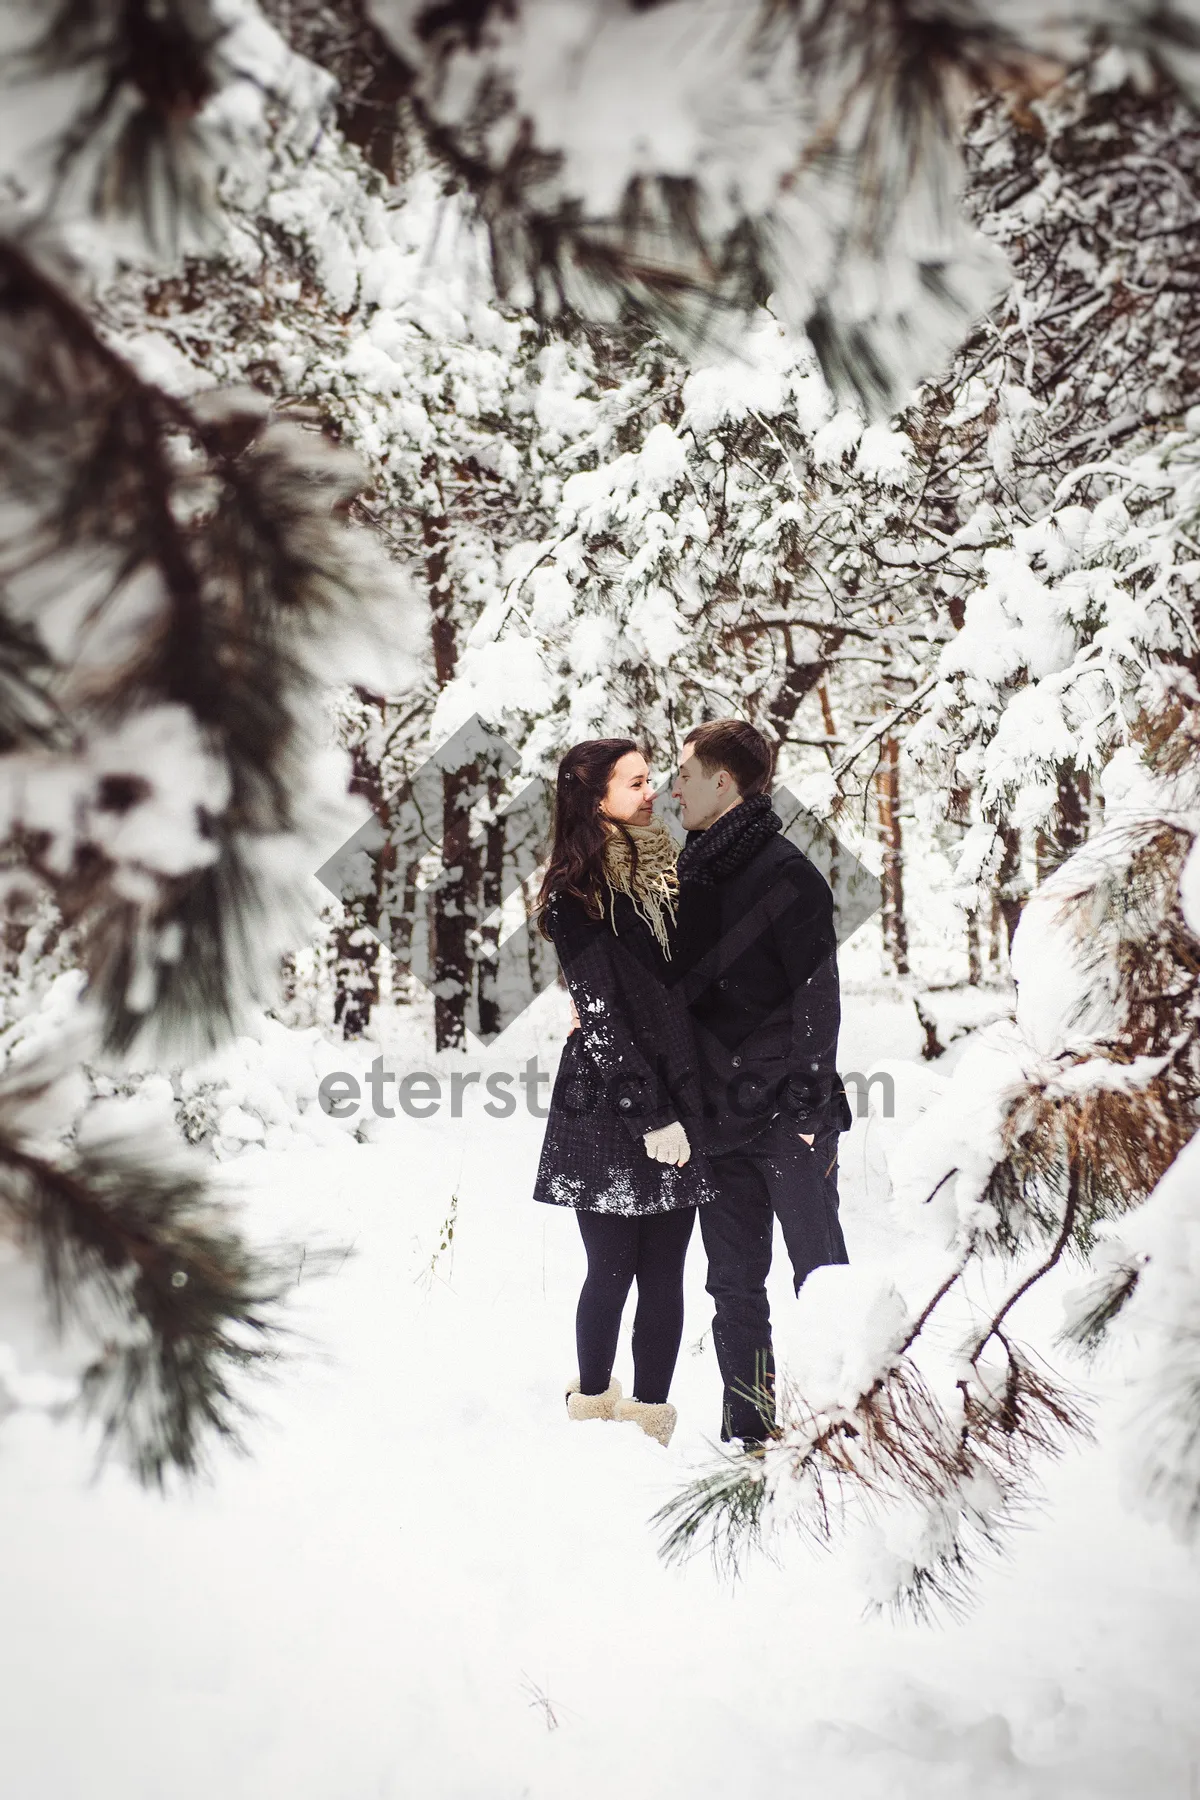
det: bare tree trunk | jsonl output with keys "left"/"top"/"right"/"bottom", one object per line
{"left": 423, "top": 466, "right": 482, "bottom": 1051}
{"left": 3, "top": 916, "right": 28, "bottom": 982}
{"left": 988, "top": 892, "right": 1005, "bottom": 972}
{"left": 333, "top": 925, "right": 379, "bottom": 1038}
{"left": 332, "top": 726, "right": 385, "bottom": 1039}
{"left": 1036, "top": 765, "right": 1090, "bottom": 883}
{"left": 875, "top": 733, "right": 909, "bottom": 977}
{"left": 995, "top": 823, "right": 1025, "bottom": 955}
{"left": 476, "top": 768, "right": 506, "bottom": 1041}
{"left": 1, "top": 914, "right": 29, "bottom": 1028}
{"left": 767, "top": 629, "right": 846, "bottom": 742}
{"left": 388, "top": 855, "right": 419, "bottom": 1001}
{"left": 524, "top": 875, "right": 542, "bottom": 998}
{"left": 257, "top": 0, "right": 411, "bottom": 182}
{"left": 433, "top": 759, "right": 482, "bottom": 1051}
{"left": 816, "top": 679, "right": 840, "bottom": 898}
{"left": 966, "top": 907, "right": 983, "bottom": 986}
{"left": 816, "top": 680, "right": 838, "bottom": 752}
{"left": 278, "top": 949, "right": 299, "bottom": 1012}
{"left": 1060, "top": 765, "right": 1089, "bottom": 855}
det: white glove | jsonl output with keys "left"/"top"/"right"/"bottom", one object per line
{"left": 643, "top": 1121, "right": 691, "bottom": 1166}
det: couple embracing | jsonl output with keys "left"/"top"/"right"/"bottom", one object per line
{"left": 532, "top": 720, "right": 852, "bottom": 1450}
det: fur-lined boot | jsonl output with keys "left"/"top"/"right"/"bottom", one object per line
{"left": 566, "top": 1378, "right": 621, "bottom": 1421}
{"left": 613, "top": 1396, "right": 677, "bottom": 1446}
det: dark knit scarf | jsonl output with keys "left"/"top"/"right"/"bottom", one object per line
{"left": 676, "top": 793, "right": 782, "bottom": 886}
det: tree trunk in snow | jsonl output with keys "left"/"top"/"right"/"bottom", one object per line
{"left": 768, "top": 629, "right": 845, "bottom": 744}
{"left": 875, "top": 732, "right": 909, "bottom": 977}
{"left": 524, "top": 875, "right": 543, "bottom": 1000}
{"left": 333, "top": 732, "right": 386, "bottom": 1039}
{"left": 424, "top": 475, "right": 480, "bottom": 1051}
{"left": 995, "top": 824, "right": 1025, "bottom": 957}
{"left": 1036, "top": 765, "right": 1090, "bottom": 883}
{"left": 388, "top": 854, "right": 420, "bottom": 1002}
{"left": 815, "top": 679, "right": 842, "bottom": 904}
{"left": 967, "top": 907, "right": 983, "bottom": 986}
{"left": 333, "top": 924, "right": 380, "bottom": 1039}
{"left": 432, "top": 761, "right": 482, "bottom": 1051}
{"left": 476, "top": 769, "right": 506, "bottom": 1041}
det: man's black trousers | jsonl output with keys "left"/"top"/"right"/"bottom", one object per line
{"left": 699, "top": 1117, "right": 848, "bottom": 1442}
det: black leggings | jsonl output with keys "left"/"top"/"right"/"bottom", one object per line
{"left": 575, "top": 1208, "right": 696, "bottom": 1405}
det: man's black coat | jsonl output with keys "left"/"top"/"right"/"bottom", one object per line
{"left": 674, "top": 831, "right": 852, "bottom": 1155}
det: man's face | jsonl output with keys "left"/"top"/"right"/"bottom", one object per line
{"left": 671, "top": 743, "right": 741, "bottom": 830}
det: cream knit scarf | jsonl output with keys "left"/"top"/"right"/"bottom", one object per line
{"left": 601, "top": 818, "right": 680, "bottom": 958}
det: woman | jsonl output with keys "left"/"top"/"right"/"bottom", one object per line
{"left": 534, "top": 738, "right": 714, "bottom": 1447}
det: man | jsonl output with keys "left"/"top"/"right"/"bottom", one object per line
{"left": 671, "top": 720, "right": 851, "bottom": 1446}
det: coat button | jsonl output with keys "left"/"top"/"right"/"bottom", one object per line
{"left": 618, "top": 1096, "right": 631, "bottom": 1109}
{"left": 718, "top": 978, "right": 728, "bottom": 989}
{"left": 731, "top": 1055, "right": 742, "bottom": 1068}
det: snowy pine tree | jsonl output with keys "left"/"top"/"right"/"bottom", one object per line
{"left": 0, "top": 0, "right": 421, "bottom": 1477}
{"left": 2, "top": 0, "right": 1199, "bottom": 1563}
{"left": 658, "top": 56, "right": 1200, "bottom": 1611}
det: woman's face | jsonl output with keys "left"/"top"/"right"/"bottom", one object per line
{"left": 601, "top": 751, "right": 655, "bottom": 825}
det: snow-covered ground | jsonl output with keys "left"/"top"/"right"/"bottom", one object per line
{"left": 1, "top": 991, "right": 1198, "bottom": 1800}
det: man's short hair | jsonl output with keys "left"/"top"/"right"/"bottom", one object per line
{"left": 683, "top": 719, "right": 775, "bottom": 798}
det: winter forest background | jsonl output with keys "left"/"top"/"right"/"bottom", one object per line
{"left": 2, "top": 3, "right": 1200, "bottom": 1793}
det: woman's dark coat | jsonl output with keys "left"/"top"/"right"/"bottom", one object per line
{"left": 533, "top": 889, "right": 715, "bottom": 1216}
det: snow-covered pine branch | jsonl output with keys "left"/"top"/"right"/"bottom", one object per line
{"left": 655, "top": 55, "right": 1200, "bottom": 1611}
{"left": 0, "top": 0, "right": 417, "bottom": 1476}
{"left": 366, "top": 0, "right": 1200, "bottom": 418}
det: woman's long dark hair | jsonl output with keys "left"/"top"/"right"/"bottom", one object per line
{"left": 537, "top": 738, "right": 640, "bottom": 935}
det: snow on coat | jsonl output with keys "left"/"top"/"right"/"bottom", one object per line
{"left": 533, "top": 890, "right": 716, "bottom": 1217}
